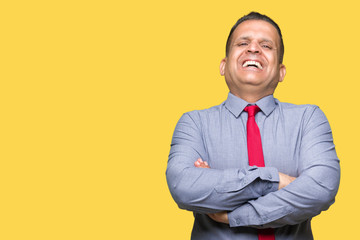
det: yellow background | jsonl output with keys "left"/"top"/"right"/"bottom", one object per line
{"left": 0, "top": 0, "right": 358, "bottom": 239}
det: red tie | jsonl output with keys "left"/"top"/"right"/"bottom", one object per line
{"left": 244, "top": 105, "right": 275, "bottom": 240}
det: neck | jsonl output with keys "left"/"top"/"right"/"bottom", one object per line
{"left": 230, "top": 90, "right": 273, "bottom": 103}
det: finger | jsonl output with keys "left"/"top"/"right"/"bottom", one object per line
{"left": 196, "top": 163, "right": 205, "bottom": 168}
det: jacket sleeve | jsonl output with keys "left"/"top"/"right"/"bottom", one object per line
{"left": 228, "top": 107, "right": 341, "bottom": 228}
{"left": 166, "top": 112, "right": 280, "bottom": 214}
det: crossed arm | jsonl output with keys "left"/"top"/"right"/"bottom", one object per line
{"left": 194, "top": 158, "right": 230, "bottom": 224}
{"left": 194, "top": 159, "right": 296, "bottom": 224}
{"left": 166, "top": 108, "right": 340, "bottom": 228}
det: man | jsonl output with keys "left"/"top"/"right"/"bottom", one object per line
{"left": 166, "top": 12, "right": 340, "bottom": 239}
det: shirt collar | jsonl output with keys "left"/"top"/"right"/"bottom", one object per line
{"left": 224, "top": 92, "right": 276, "bottom": 118}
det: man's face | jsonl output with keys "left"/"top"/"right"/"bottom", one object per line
{"left": 220, "top": 20, "right": 286, "bottom": 99}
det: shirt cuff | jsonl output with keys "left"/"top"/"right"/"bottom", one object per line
{"left": 228, "top": 167, "right": 280, "bottom": 228}
{"left": 259, "top": 167, "right": 279, "bottom": 195}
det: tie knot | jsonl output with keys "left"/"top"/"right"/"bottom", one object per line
{"left": 244, "top": 105, "right": 260, "bottom": 117}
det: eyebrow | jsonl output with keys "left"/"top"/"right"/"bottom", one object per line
{"left": 234, "top": 36, "right": 275, "bottom": 45}
{"left": 260, "top": 39, "right": 274, "bottom": 44}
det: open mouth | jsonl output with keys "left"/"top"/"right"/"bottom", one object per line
{"left": 242, "top": 60, "right": 263, "bottom": 70}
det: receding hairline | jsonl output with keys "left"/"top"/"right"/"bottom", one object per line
{"left": 229, "top": 21, "right": 280, "bottom": 51}
{"left": 225, "top": 12, "right": 285, "bottom": 63}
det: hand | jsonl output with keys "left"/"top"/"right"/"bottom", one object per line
{"left": 208, "top": 211, "right": 229, "bottom": 224}
{"left": 278, "top": 172, "right": 296, "bottom": 190}
{"left": 194, "top": 158, "right": 210, "bottom": 168}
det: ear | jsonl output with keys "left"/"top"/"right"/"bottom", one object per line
{"left": 279, "top": 64, "right": 286, "bottom": 82}
{"left": 220, "top": 58, "right": 227, "bottom": 76}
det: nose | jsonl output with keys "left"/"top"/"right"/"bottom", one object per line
{"left": 247, "top": 41, "right": 261, "bottom": 54}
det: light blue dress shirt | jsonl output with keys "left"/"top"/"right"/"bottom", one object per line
{"left": 166, "top": 93, "right": 340, "bottom": 239}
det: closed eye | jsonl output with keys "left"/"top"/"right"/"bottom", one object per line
{"left": 236, "top": 42, "right": 248, "bottom": 46}
{"left": 262, "top": 45, "right": 272, "bottom": 49}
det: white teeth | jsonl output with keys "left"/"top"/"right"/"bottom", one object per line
{"left": 242, "top": 60, "right": 263, "bottom": 69}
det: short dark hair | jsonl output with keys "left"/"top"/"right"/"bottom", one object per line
{"left": 225, "top": 12, "right": 284, "bottom": 63}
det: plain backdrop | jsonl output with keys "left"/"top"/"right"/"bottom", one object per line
{"left": 0, "top": 0, "right": 358, "bottom": 239}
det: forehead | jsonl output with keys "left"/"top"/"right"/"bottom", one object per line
{"left": 231, "top": 20, "right": 280, "bottom": 46}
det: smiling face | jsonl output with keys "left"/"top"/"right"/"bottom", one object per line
{"left": 220, "top": 20, "right": 286, "bottom": 102}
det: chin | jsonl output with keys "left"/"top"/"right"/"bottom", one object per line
{"left": 241, "top": 78, "right": 264, "bottom": 85}
{"left": 238, "top": 73, "right": 265, "bottom": 83}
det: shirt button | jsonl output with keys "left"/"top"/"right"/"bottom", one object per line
{"left": 236, "top": 219, "right": 241, "bottom": 225}
{"left": 268, "top": 175, "right": 272, "bottom": 179}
